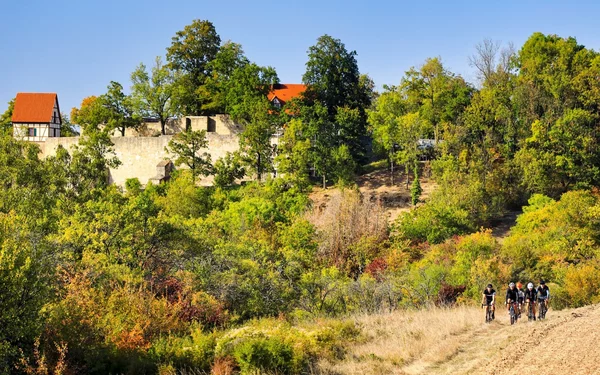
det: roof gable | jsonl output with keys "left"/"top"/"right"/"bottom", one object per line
{"left": 12, "top": 93, "right": 59, "bottom": 123}
{"left": 267, "top": 84, "right": 306, "bottom": 105}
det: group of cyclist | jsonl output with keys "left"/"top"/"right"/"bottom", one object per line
{"left": 482, "top": 280, "right": 550, "bottom": 321}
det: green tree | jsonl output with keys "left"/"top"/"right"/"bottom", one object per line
{"left": 0, "top": 212, "right": 53, "bottom": 372}
{"left": 225, "top": 63, "right": 279, "bottom": 181}
{"left": 302, "top": 34, "right": 373, "bottom": 169}
{"left": 131, "top": 56, "right": 178, "bottom": 135}
{"left": 397, "top": 113, "right": 428, "bottom": 189}
{"left": 203, "top": 41, "right": 250, "bottom": 114}
{"left": 401, "top": 57, "right": 473, "bottom": 144}
{"left": 0, "top": 98, "right": 14, "bottom": 135}
{"left": 166, "top": 130, "right": 212, "bottom": 182}
{"left": 274, "top": 118, "right": 312, "bottom": 189}
{"left": 368, "top": 87, "right": 405, "bottom": 185}
{"left": 59, "top": 112, "right": 80, "bottom": 136}
{"left": 102, "top": 81, "right": 140, "bottom": 136}
{"left": 167, "top": 19, "right": 221, "bottom": 115}
{"left": 411, "top": 165, "right": 422, "bottom": 205}
{"left": 213, "top": 151, "right": 245, "bottom": 187}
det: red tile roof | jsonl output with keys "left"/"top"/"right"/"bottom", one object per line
{"left": 268, "top": 84, "right": 306, "bottom": 105}
{"left": 12, "top": 93, "right": 59, "bottom": 123}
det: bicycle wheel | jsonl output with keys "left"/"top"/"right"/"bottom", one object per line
{"left": 510, "top": 306, "right": 515, "bottom": 325}
{"left": 540, "top": 302, "right": 547, "bottom": 319}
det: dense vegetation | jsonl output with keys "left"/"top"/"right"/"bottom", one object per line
{"left": 3, "top": 22, "right": 600, "bottom": 374}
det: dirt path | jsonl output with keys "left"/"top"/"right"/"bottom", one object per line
{"left": 413, "top": 304, "right": 600, "bottom": 375}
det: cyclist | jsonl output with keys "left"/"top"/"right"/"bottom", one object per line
{"left": 516, "top": 282, "right": 525, "bottom": 318}
{"left": 505, "top": 282, "right": 519, "bottom": 319}
{"left": 524, "top": 282, "right": 537, "bottom": 321}
{"left": 537, "top": 280, "right": 550, "bottom": 318}
{"left": 482, "top": 283, "right": 496, "bottom": 319}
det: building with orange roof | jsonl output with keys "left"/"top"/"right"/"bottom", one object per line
{"left": 12, "top": 93, "right": 62, "bottom": 142}
{"left": 267, "top": 84, "right": 306, "bottom": 109}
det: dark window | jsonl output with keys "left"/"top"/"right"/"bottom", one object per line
{"left": 207, "top": 117, "right": 216, "bottom": 132}
{"left": 185, "top": 118, "right": 191, "bottom": 132}
{"left": 28, "top": 128, "right": 35, "bottom": 137}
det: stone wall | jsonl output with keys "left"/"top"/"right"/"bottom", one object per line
{"left": 42, "top": 133, "right": 241, "bottom": 186}
{"left": 116, "top": 115, "right": 244, "bottom": 137}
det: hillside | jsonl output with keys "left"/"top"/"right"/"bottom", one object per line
{"left": 309, "top": 166, "right": 438, "bottom": 224}
{"left": 318, "top": 304, "right": 600, "bottom": 375}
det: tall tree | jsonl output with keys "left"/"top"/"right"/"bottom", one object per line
{"left": 299, "top": 35, "right": 373, "bottom": 186}
{"left": 102, "top": 81, "right": 140, "bottom": 137}
{"left": 203, "top": 41, "right": 250, "bottom": 114}
{"left": 225, "top": 62, "right": 279, "bottom": 181}
{"left": 368, "top": 87, "right": 405, "bottom": 185}
{"left": 131, "top": 56, "right": 178, "bottom": 135}
{"left": 401, "top": 58, "right": 473, "bottom": 144}
{"left": 166, "top": 19, "right": 221, "bottom": 115}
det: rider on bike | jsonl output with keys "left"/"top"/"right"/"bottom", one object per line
{"left": 482, "top": 283, "right": 496, "bottom": 319}
{"left": 524, "top": 282, "right": 537, "bottom": 321}
{"left": 505, "top": 282, "right": 519, "bottom": 318}
{"left": 537, "top": 280, "right": 550, "bottom": 318}
{"left": 516, "top": 282, "right": 525, "bottom": 318}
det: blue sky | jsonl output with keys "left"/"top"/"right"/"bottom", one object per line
{"left": 2, "top": 0, "right": 600, "bottom": 115}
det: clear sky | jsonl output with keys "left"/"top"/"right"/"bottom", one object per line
{"left": 2, "top": 0, "right": 600, "bottom": 115}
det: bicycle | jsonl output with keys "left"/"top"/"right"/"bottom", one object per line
{"left": 482, "top": 303, "right": 494, "bottom": 323}
{"left": 538, "top": 299, "right": 548, "bottom": 320}
{"left": 508, "top": 302, "right": 518, "bottom": 325}
{"left": 527, "top": 301, "right": 536, "bottom": 321}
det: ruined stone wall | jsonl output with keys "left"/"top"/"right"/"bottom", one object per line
{"left": 120, "top": 115, "right": 244, "bottom": 137}
{"left": 42, "top": 133, "right": 241, "bottom": 186}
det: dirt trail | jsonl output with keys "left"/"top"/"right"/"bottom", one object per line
{"left": 410, "top": 304, "right": 600, "bottom": 375}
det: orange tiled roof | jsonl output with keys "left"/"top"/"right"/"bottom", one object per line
{"left": 268, "top": 84, "right": 306, "bottom": 105}
{"left": 12, "top": 93, "right": 59, "bottom": 123}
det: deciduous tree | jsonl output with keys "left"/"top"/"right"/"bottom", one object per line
{"left": 131, "top": 56, "right": 178, "bottom": 135}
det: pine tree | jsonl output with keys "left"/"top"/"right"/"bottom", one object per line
{"left": 411, "top": 165, "right": 422, "bottom": 206}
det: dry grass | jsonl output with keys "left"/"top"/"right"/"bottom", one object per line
{"left": 306, "top": 189, "right": 388, "bottom": 270}
{"left": 317, "top": 306, "right": 481, "bottom": 375}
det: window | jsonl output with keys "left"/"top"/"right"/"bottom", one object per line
{"left": 28, "top": 128, "right": 36, "bottom": 137}
{"left": 207, "top": 117, "right": 216, "bottom": 132}
{"left": 272, "top": 98, "right": 281, "bottom": 109}
{"left": 185, "top": 118, "right": 191, "bottom": 132}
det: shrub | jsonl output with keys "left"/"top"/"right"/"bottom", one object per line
{"left": 233, "top": 336, "right": 294, "bottom": 374}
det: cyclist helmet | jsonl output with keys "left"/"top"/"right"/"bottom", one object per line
{"left": 527, "top": 283, "right": 534, "bottom": 289}
{"left": 540, "top": 280, "right": 546, "bottom": 285}
{"left": 509, "top": 282, "right": 515, "bottom": 288}
{"left": 487, "top": 283, "right": 493, "bottom": 289}
{"left": 516, "top": 282, "right": 523, "bottom": 289}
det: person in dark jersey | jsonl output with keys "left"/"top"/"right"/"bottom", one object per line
{"left": 537, "top": 280, "right": 550, "bottom": 318}
{"left": 505, "top": 282, "right": 519, "bottom": 320}
{"left": 524, "top": 282, "right": 537, "bottom": 321}
{"left": 482, "top": 283, "right": 496, "bottom": 319}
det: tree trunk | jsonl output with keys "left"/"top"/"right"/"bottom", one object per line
{"left": 405, "top": 163, "right": 410, "bottom": 190}
{"left": 160, "top": 118, "right": 166, "bottom": 135}
{"left": 257, "top": 152, "right": 262, "bottom": 181}
{"left": 390, "top": 155, "right": 394, "bottom": 186}
{"left": 120, "top": 126, "right": 125, "bottom": 137}
{"left": 322, "top": 174, "right": 326, "bottom": 189}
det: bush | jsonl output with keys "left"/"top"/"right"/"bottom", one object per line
{"left": 394, "top": 174, "right": 493, "bottom": 244}
{"left": 233, "top": 336, "right": 294, "bottom": 374}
